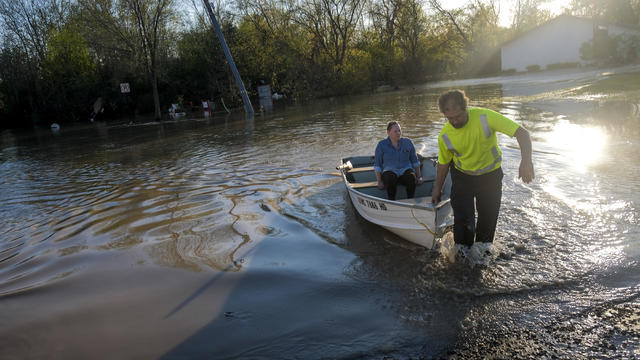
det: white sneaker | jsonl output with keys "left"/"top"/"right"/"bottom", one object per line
{"left": 468, "top": 242, "right": 493, "bottom": 265}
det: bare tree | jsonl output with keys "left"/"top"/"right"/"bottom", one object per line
{"left": 236, "top": 0, "right": 297, "bottom": 34}
{"left": 396, "top": 0, "right": 425, "bottom": 62}
{"left": 0, "top": 0, "right": 72, "bottom": 123}
{"left": 79, "top": 0, "right": 176, "bottom": 120}
{"left": 511, "top": 0, "right": 550, "bottom": 32}
{"left": 0, "top": 0, "right": 71, "bottom": 62}
{"left": 428, "top": 0, "right": 471, "bottom": 47}
{"left": 367, "top": 0, "right": 403, "bottom": 47}
{"left": 129, "top": 0, "right": 174, "bottom": 119}
{"left": 296, "top": 0, "right": 366, "bottom": 70}
{"left": 188, "top": 0, "right": 236, "bottom": 28}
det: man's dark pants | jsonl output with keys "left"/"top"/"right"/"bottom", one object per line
{"left": 450, "top": 166, "right": 503, "bottom": 246}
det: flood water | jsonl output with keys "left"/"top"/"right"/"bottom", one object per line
{"left": 1, "top": 66, "right": 639, "bottom": 359}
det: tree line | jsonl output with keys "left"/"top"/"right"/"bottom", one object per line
{"left": 0, "top": 0, "right": 638, "bottom": 128}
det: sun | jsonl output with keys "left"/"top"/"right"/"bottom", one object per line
{"left": 542, "top": 0, "right": 572, "bottom": 15}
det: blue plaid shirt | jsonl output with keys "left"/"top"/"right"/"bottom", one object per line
{"left": 374, "top": 137, "right": 419, "bottom": 176}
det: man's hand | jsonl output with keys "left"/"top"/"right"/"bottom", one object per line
{"left": 515, "top": 127, "right": 534, "bottom": 184}
{"left": 377, "top": 180, "right": 385, "bottom": 190}
{"left": 431, "top": 191, "right": 441, "bottom": 204}
{"left": 519, "top": 160, "right": 534, "bottom": 183}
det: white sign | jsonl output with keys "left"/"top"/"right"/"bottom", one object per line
{"left": 257, "top": 85, "right": 271, "bottom": 98}
{"left": 120, "top": 83, "right": 130, "bottom": 93}
{"left": 257, "top": 84, "right": 272, "bottom": 109}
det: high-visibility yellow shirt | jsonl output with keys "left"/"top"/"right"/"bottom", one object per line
{"left": 437, "top": 107, "right": 520, "bottom": 175}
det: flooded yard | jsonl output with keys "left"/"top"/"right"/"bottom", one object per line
{"left": 1, "top": 65, "right": 639, "bottom": 359}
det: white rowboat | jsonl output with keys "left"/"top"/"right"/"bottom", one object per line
{"left": 338, "top": 155, "right": 453, "bottom": 249}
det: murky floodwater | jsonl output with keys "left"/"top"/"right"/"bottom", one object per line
{"left": 1, "top": 67, "right": 639, "bottom": 359}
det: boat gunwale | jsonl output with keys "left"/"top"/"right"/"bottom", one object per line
{"left": 340, "top": 169, "right": 450, "bottom": 212}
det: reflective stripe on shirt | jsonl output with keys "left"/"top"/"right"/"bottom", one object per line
{"left": 441, "top": 134, "right": 461, "bottom": 156}
{"left": 480, "top": 114, "right": 491, "bottom": 138}
{"left": 455, "top": 146, "right": 502, "bottom": 175}
{"left": 441, "top": 134, "right": 463, "bottom": 169}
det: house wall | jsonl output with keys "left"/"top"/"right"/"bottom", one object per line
{"left": 608, "top": 24, "right": 637, "bottom": 36}
{"left": 501, "top": 17, "right": 594, "bottom": 72}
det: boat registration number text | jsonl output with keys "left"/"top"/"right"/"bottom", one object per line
{"left": 357, "top": 197, "right": 387, "bottom": 211}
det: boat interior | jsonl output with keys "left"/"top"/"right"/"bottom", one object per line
{"left": 342, "top": 156, "right": 437, "bottom": 201}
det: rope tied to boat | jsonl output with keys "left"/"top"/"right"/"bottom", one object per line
{"left": 410, "top": 207, "right": 437, "bottom": 237}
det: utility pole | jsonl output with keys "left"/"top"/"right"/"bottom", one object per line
{"left": 203, "top": 1, "right": 254, "bottom": 117}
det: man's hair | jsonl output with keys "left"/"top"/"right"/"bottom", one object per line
{"left": 386, "top": 121, "right": 399, "bottom": 131}
{"left": 438, "top": 89, "right": 469, "bottom": 113}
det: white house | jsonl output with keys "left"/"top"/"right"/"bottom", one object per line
{"left": 501, "top": 15, "right": 640, "bottom": 72}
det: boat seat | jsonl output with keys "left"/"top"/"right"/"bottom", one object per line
{"left": 349, "top": 181, "right": 378, "bottom": 189}
{"left": 347, "top": 166, "right": 432, "bottom": 177}
{"left": 349, "top": 176, "right": 436, "bottom": 189}
{"left": 347, "top": 166, "right": 374, "bottom": 173}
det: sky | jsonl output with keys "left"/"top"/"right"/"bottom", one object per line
{"left": 443, "top": 0, "right": 573, "bottom": 27}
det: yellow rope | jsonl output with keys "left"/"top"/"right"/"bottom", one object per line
{"left": 410, "top": 207, "right": 438, "bottom": 237}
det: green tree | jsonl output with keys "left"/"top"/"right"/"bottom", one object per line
{"left": 235, "top": 0, "right": 315, "bottom": 98}
{"left": 41, "top": 23, "right": 98, "bottom": 121}
{"left": 167, "top": 21, "right": 233, "bottom": 107}
{"left": 366, "top": 0, "right": 402, "bottom": 84}
{"left": 463, "top": 0, "right": 504, "bottom": 75}
{"left": 511, "top": 0, "right": 551, "bottom": 32}
{"left": 79, "top": 0, "right": 178, "bottom": 120}
{"left": 295, "top": 0, "right": 366, "bottom": 75}
{"left": 0, "top": 0, "right": 71, "bottom": 62}
{"left": 395, "top": 0, "right": 428, "bottom": 82}
{"left": 429, "top": 0, "right": 472, "bottom": 48}
{"left": 0, "top": 0, "right": 72, "bottom": 125}
{"left": 571, "top": 0, "right": 639, "bottom": 25}
{"left": 426, "top": 1, "right": 469, "bottom": 76}
{"left": 0, "top": 45, "right": 34, "bottom": 127}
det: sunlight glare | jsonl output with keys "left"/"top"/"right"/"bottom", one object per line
{"left": 443, "top": 0, "right": 572, "bottom": 27}
{"left": 543, "top": 121, "right": 608, "bottom": 172}
{"left": 542, "top": 0, "right": 572, "bottom": 15}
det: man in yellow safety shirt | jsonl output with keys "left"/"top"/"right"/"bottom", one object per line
{"left": 431, "top": 89, "right": 535, "bottom": 247}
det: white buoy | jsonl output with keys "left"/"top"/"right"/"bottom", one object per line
{"left": 51, "top": 123, "right": 60, "bottom": 131}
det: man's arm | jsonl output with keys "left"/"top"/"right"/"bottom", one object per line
{"left": 514, "top": 126, "right": 534, "bottom": 183}
{"left": 431, "top": 163, "right": 450, "bottom": 204}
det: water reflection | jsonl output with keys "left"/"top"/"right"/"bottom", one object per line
{"left": 543, "top": 121, "right": 607, "bottom": 172}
